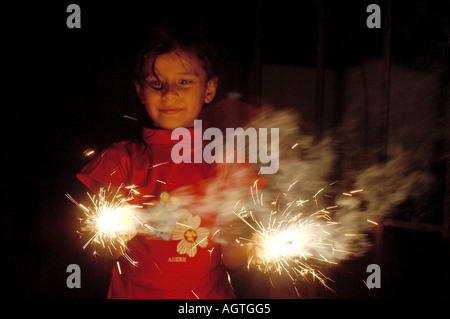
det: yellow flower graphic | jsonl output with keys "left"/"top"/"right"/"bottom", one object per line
{"left": 172, "top": 215, "right": 210, "bottom": 257}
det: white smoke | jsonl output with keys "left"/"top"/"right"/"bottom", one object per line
{"left": 219, "top": 106, "right": 436, "bottom": 261}
{"left": 159, "top": 104, "right": 436, "bottom": 263}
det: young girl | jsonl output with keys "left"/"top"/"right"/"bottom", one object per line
{"left": 77, "top": 29, "right": 263, "bottom": 299}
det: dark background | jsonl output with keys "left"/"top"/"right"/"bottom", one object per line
{"left": 3, "top": 0, "right": 449, "bottom": 299}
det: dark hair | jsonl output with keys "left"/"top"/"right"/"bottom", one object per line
{"left": 134, "top": 27, "right": 218, "bottom": 86}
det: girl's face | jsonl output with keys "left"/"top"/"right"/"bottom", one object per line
{"left": 136, "top": 49, "right": 217, "bottom": 130}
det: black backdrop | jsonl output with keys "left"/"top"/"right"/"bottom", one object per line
{"left": 3, "top": 0, "right": 449, "bottom": 299}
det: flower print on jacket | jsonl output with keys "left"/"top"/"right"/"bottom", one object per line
{"left": 172, "top": 214, "right": 210, "bottom": 257}
{"left": 146, "top": 191, "right": 189, "bottom": 241}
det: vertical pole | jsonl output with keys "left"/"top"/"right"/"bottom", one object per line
{"left": 441, "top": 37, "right": 450, "bottom": 298}
{"left": 373, "top": 223, "right": 384, "bottom": 298}
{"left": 379, "top": 0, "right": 392, "bottom": 163}
{"left": 253, "top": 1, "right": 263, "bottom": 103}
{"left": 359, "top": 65, "right": 370, "bottom": 156}
{"left": 315, "top": 0, "right": 325, "bottom": 139}
{"left": 440, "top": 32, "right": 450, "bottom": 243}
{"left": 375, "top": 1, "right": 392, "bottom": 298}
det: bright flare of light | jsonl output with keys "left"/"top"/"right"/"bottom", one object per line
{"left": 67, "top": 186, "right": 141, "bottom": 265}
{"left": 233, "top": 183, "right": 363, "bottom": 291}
{"left": 261, "top": 228, "right": 309, "bottom": 262}
{"left": 94, "top": 205, "right": 136, "bottom": 236}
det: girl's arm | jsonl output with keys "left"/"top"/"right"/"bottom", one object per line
{"left": 220, "top": 224, "right": 249, "bottom": 271}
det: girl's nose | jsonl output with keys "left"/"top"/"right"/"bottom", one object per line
{"left": 161, "top": 83, "right": 179, "bottom": 101}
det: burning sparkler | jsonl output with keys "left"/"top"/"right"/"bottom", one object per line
{"left": 233, "top": 181, "right": 362, "bottom": 290}
{"left": 66, "top": 186, "right": 145, "bottom": 265}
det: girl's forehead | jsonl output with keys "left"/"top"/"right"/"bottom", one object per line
{"left": 146, "top": 49, "right": 206, "bottom": 78}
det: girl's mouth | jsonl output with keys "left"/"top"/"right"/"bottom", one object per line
{"left": 159, "top": 108, "right": 184, "bottom": 114}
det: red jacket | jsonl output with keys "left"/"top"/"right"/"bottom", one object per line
{"left": 77, "top": 125, "right": 263, "bottom": 299}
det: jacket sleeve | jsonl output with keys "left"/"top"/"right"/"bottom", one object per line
{"left": 216, "top": 161, "right": 267, "bottom": 196}
{"left": 77, "top": 142, "right": 131, "bottom": 191}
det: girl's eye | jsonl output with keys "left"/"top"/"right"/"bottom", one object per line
{"left": 146, "top": 80, "right": 163, "bottom": 90}
{"left": 179, "top": 79, "right": 192, "bottom": 85}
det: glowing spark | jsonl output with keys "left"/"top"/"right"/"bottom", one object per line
{"left": 367, "top": 219, "right": 378, "bottom": 226}
{"left": 212, "top": 229, "right": 220, "bottom": 239}
{"left": 363, "top": 280, "right": 370, "bottom": 289}
{"left": 233, "top": 182, "right": 353, "bottom": 290}
{"left": 123, "top": 114, "right": 138, "bottom": 121}
{"left": 193, "top": 236, "right": 208, "bottom": 248}
{"left": 152, "top": 162, "right": 169, "bottom": 168}
{"left": 66, "top": 186, "right": 141, "bottom": 265}
{"left": 78, "top": 203, "right": 89, "bottom": 212}
{"left": 288, "top": 180, "right": 299, "bottom": 191}
{"left": 342, "top": 192, "right": 353, "bottom": 196}
{"left": 125, "top": 184, "right": 140, "bottom": 195}
{"left": 294, "top": 285, "right": 301, "bottom": 298}
{"left": 176, "top": 222, "right": 190, "bottom": 228}
{"left": 116, "top": 261, "right": 122, "bottom": 275}
{"left": 191, "top": 290, "right": 200, "bottom": 299}
{"left": 313, "top": 188, "right": 324, "bottom": 198}
{"left": 83, "top": 148, "right": 95, "bottom": 157}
